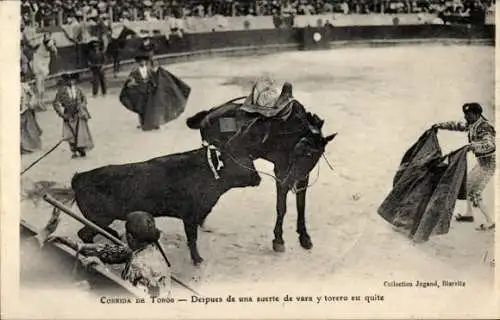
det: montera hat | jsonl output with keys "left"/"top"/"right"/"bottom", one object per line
{"left": 462, "top": 102, "right": 483, "bottom": 114}
{"left": 125, "top": 211, "right": 161, "bottom": 243}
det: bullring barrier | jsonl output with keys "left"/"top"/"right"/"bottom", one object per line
{"left": 38, "top": 24, "right": 494, "bottom": 89}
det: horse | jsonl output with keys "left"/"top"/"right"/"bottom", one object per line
{"left": 186, "top": 96, "right": 337, "bottom": 253}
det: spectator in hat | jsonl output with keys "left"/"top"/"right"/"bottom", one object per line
{"left": 432, "top": 102, "right": 496, "bottom": 231}
{"left": 48, "top": 211, "right": 172, "bottom": 299}
{"left": 87, "top": 39, "right": 107, "bottom": 97}
{"left": 52, "top": 72, "right": 94, "bottom": 158}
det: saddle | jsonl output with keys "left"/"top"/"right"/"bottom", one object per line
{"left": 199, "top": 81, "right": 296, "bottom": 148}
{"left": 199, "top": 101, "right": 257, "bottom": 147}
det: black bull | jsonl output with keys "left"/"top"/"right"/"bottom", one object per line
{"left": 73, "top": 147, "right": 262, "bottom": 266}
{"left": 67, "top": 99, "right": 335, "bottom": 265}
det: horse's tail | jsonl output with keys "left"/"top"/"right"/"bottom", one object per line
{"left": 186, "top": 110, "right": 210, "bottom": 129}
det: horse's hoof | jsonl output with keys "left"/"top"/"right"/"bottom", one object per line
{"left": 299, "top": 236, "right": 313, "bottom": 250}
{"left": 272, "top": 240, "right": 285, "bottom": 252}
{"left": 199, "top": 225, "right": 214, "bottom": 233}
{"left": 192, "top": 257, "right": 204, "bottom": 266}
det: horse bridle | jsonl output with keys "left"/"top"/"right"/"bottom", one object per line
{"left": 213, "top": 115, "right": 325, "bottom": 193}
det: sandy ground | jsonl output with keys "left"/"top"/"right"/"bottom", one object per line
{"left": 19, "top": 44, "right": 497, "bottom": 318}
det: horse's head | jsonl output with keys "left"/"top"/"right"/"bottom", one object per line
{"left": 282, "top": 130, "right": 337, "bottom": 189}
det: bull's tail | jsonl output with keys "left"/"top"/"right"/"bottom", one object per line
{"left": 186, "top": 110, "right": 210, "bottom": 129}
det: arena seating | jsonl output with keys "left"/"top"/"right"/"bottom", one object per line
{"left": 21, "top": 0, "right": 492, "bottom": 28}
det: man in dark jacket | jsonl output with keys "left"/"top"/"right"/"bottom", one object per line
{"left": 87, "top": 39, "right": 107, "bottom": 97}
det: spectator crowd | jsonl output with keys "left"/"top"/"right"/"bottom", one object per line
{"left": 20, "top": 0, "right": 495, "bottom": 28}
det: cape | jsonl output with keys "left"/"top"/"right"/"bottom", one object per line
{"left": 377, "top": 129, "right": 468, "bottom": 242}
{"left": 119, "top": 68, "right": 191, "bottom": 130}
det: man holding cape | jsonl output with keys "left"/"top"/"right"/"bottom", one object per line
{"left": 119, "top": 55, "right": 191, "bottom": 131}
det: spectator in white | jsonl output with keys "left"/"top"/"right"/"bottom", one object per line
{"left": 451, "top": 0, "right": 464, "bottom": 12}
{"left": 170, "top": 15, "right": 185, "bottom": 38}
{"left": 86, "top": 10, "right": 99, "bottom": 25}
{"left": 341, "top": 1, "right": 349, "bottom": 14}
{"left": 119, "top": 11, "right": 132, "bottom": 23}
{"left": 144, "top": 9, "right": 158, "bottom": 21}
{"left": 27, "top": 31, "right": 58, "bottom": 111}
{"left": 61, "top": 16, "right": 92, "bottom": 68}
{"left": 215, "top": 14, "right": 229, "bottom": 30}
{"left": 97, "top": 1, "right": 108, "bottom": 14}
{"left": 196, "top": 4, "right": 205, "bottom": 17}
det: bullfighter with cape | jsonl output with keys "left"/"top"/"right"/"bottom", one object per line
{"left": 52, "top": 72, "right": 94, "bottom": 158}
{"left": 432, "top": 102, "right": 496, "bottom": 231}
{"left": 378, "top": 124, "right": 469, "bottom": 243}
{"left": 119, "top": 55, "right": 190, "bottom": 131}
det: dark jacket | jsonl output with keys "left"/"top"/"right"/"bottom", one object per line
{"left": 87, "top": 49, "right": 106, "bottom": 68}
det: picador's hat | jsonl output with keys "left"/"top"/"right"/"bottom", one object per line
{"left": 61, "top": 71, "right": 80, "bottom": 81}
{"left": 125, "top": 211, "right": 160, "bottom": 243}
{"left": 462, "top": 102, "right": 483, "bottom": 114}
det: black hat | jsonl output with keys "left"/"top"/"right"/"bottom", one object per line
{"left": 89, "top": 39, "right": 101, "bottom": 46}
{"left": 61, "top": 72, "right": 79, "bottom": 81}
{"left": 125, "top": 211, "right": 160, "bottom": 243}
{"left": 134, "top": 54, "right": 149, "bottom": 62}
{"left": 462, "top": 102, "right": 483, "bottom": 114}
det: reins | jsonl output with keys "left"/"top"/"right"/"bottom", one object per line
{"left": 211, "top": 103, "right": 334, "bottom": 194}
{"left": 216, "top": 143, "right": 324, "bottom": 195}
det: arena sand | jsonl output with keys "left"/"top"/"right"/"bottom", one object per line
{"left": 19, "top": 44, "right": 496, "bottom": 318}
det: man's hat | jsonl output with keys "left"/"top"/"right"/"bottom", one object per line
{"left": 125, "top": 211, "right": 160, "bottom": 243}
{"left": 135, "top": 54, "right": 149, "bottom": 62}
{"left": 88, "top": 37, "right": 101, "bottom": 46}
{"left": 61, "top": 71, "right": 79, "bottom": 81}
{"left": 462, "top": 102, "right": 483, "bottom": 114}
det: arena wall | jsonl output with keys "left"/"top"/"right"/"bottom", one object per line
{"left": 40, "top": 24, "right": 495, "bottom": 88}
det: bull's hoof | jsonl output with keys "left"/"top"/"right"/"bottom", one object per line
{"left": 299, "top": 235, "right": 313, "bottom": 250}
{"left": 272, "top": 240, "right": 285, "bottom": 252}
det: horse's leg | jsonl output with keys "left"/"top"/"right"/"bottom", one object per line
{"left": 296, "top": 177, "right": 313, "bottom": 249}
{"left": 183, "top": 219, "right": 203, "bottom": 266}
{"left": 199, "top": 215, "right": 214, "bottom": 233}
{"left": 114, "top": 50, "right": 120, "bottom": 75}
{"left": 273, "top": 181, "right": 288, "bottom": 252}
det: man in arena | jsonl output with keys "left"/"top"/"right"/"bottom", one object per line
{"left": 432, "top": 103, "right": 495, "bottom": 231}
{"left": 87, "top": 39, "right": 107, "bottom": 97}
{"left": 48, "top": 211, "right": 172, "bottom": 299}
{"left": 52, "top": 72, "right": 94, "bottom": 158}
{"left": 124, "top": 55, "right": 158, "bottom": 130}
